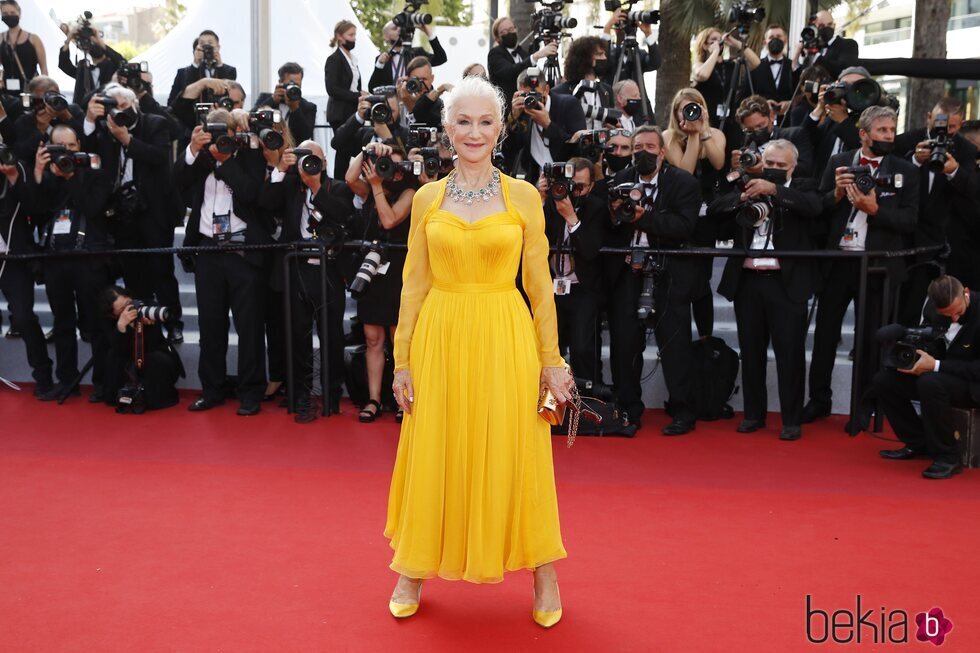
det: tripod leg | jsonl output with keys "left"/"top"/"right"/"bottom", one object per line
{"left": 57, "top": 356, "right": 93, "bottom": 405}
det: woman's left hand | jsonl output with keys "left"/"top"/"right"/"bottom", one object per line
{"left": 541, "top": 366, "right": 575, "bottom": 405}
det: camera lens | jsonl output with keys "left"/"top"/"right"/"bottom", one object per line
{"left": 299, "top": 155, "right": 323, "bottom": 176}
{"left": 682, "top": 102, "right": 702, "bottom": 122}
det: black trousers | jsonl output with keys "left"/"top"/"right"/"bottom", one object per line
{"left": 555, "top": 283, "right": 599, "bottom": 384}
{"left": 808, "top": 260, "right": 885, "bottom": 408}
{"left": 873, "top": 368, "right": 973, "bottom": 464}
{"left": 329, "top": 121, "right": 352, "bottom": 181}
{"left": 290, "top": 260, "right": 346, "bottom": 403}
{"left": 0, "top": 260, "right": 52, "bottom": 383}
{"left": 119, "top": 237, "right": 182, "bottom": 323}
{"left": 138, "top": 350, "right": 181, "bottom": 410}
{"left": 734, "top": 270, "right": 808, "bottom": 426}
{"left": 43, "top": 257, "right": 110, "bottom": 385}
{"left": 194, "top": 249, "right": 266, "bottom": 403}
{"left": 266, "top": 286, "right": 286, "bottom": 384}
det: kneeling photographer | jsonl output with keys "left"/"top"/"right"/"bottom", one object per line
{"left": 709, "top": 139, "right": 821, "bottom": 440}
{"left": 536, "top": 157, "right": 606, "bottom": 385}
{"left": 873, "top": 275, "right": 979, "bottom": 479}
{"left": 100, "top": 286, "right": 184, "bottom": 413}
{"left": 605, "top": 125, "right": 701, "bottom": 433}
{"left": 260, "top": 141, "right": 355, "bottom": 422}
{"left": 345, "top": 142, "right": 417, "bottom": 423}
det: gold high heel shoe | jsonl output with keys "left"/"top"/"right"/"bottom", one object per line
{"left": 389, "top": 579, "right": 423, "bottom": 618}
{"left": 532, "top": 576, "right": 562, "bottom": 628}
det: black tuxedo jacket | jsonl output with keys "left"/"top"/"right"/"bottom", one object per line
{"left": 0, "top": 162, "right": 33, "bottom": 253}
{"left": 488, "top": 44, "right": 533, "bottom": 107}
{"left": 167, "top": 63, "right": 237, "bottom": 107}
{"left": 253, "top": 93, "right": 318, "bottom": 143}
{"left": 739, "top": 56, "right": 796, "bottom": 105}
{"left": 32, "top": 167, "right": 114, "bottom": 251}
{"left": 606, "top": 164, "right": 702, "bottom": 301}
{"left": 12, "top": 104, "right": 85, "bottom": 164}
{"left": 818, "top": 149, "right": 920, "bottom": 281}
{"left": 407, "top": 93, "right": 444, "bottom": 128}
{"left": 503, "top": 93, "right": 586, "bottom": 183}
{"left": 710, "top": 177, "right": 823, "bottom": 303}
{"left": 174, "top": 146, "right": 272, "bottom": 266}
{"left": 367, "top": 39, "right": 448, "bottom": 90}
{"left": 82, "top": 113, "right": 180, "bottom": 245}
{"left": 259, "top": 172, "right": 355, "bottom": 244}
{"left": 921, "top": 299, "right": 980, "bottom": 403}
{"left": 543, "top": 193, "right": 606, "bottom": 292}
{"left": 58, "top": 45, "right": 124, "bottom": 100}
{"left": 805, "top": 112, "right": 861, "bottom": 180}
{"left": 325, "top": 48, "right": 362, "bottom": 125}
{"left": 329, "top": 113, "right": 410, "bottom": 166}
{"left": 893, "top": 128, "right": 978, "bottom": 248}
{"left": 814, "top": 37, "right": 859, "bottom": 80}
{"left": 600, "top": 40, "right": 661, "bottom": 87}
{"left": 552, "top": 79, "right": 614, "bottom": 115}
{"left": 731, "top": 125, "right": 817, "bottom": 179}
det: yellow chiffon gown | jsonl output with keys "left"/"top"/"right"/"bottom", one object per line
{"left": 385, "top": 172, "right": 568, "bottom": 584}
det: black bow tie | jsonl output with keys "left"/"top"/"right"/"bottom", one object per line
{"left": 643, "top": 183, "right": 657, "bottom": 194}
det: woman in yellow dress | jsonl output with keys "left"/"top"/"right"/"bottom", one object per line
{"left": 385, "top": 75, "right": 575, "bottom": 627}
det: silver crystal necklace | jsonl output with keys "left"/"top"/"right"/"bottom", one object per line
{"left": 446, "top": 168, "right": 501, "bottom": 205}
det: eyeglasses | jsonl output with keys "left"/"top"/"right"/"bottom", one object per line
{"left": 608, "top": 129, "right": 632, "bottom": 138}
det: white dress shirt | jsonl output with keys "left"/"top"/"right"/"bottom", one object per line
{"left": 341, "top": 48, "right": 360, "bottom": 93}
{"left": 185, "top": 146, "right": 247, "bottom": 239}
{"left": 839, "top": 154, "right": 882, "bottom": 251}
{"left": 529, "top": 95, "right": 553, "bottom": 169}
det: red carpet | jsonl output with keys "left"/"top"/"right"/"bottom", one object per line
{"left": 1, "top": 388, "right": 979, "bottom": 652}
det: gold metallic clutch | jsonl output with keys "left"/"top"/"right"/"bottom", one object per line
{"left": 538, "top": 370, "right": 601, "bottom": 448}
{"left": 537, "top": 385, "right": 567, "bottom": 427}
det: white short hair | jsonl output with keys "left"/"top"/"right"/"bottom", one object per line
{"left": 763, "top": 138, "right": 798, "bottom": 164}
{"left": 102, "top": 83, "right": 139, "bottom": 111}
{"left": 441, "top": 75, "right": 506, "bottom": 129}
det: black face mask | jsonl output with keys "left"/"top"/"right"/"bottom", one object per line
{"left": 744, "top": 128, "right": 772, "bottom": 146}
{"left": 623, "top": 99, "right": 642, "bottom": 117}
{"left": 2, "top": 15, "right": 19, "bottom": 28}
{"left": 606, "top": 153, "right": 631, "bottom": 173}
{"left": 89, "top": 45, "right": 106, "bottom": 59}
{"left": 762, "top": 168, "right": 788, "bottom": 185}
{"left": 633, "top": 150, "right": 658, "bottom": 176}
{"left": 343, "top": 39, "right": 356, "bottom": 51}
{"left": 500, "top": 32, "right": 518, "bottom": 50}
{"left": 593, "top": 59, "right": 609, "bottom": 77}
{"left": 870, "top": 139, "right": 894, "bottom": 156}
{"left": 818, "top": 26, "right": 835, "bottom": 44}
{"left": 767, "top": 38, "right": 785, "bottom": 56}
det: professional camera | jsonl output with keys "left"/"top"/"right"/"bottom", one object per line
{"left": 408, "top": 125, "right": 439, "bottom": 149}
{"left": 542, "top": 161, "right": 574, "bottom": 201}
{"left": 72, "top": 11, "right": 97, "bottom": 52}
{"left": 880, "top": 325, "right": 946, "bottom": 370}
{"left": 738, "top": 145, "right": 763, "bottom": 169}
{"left": 634, "top": 252, "right": 664, "bottom": 323}
{"left": 94, "top": 96, "right": 137, "bottom": 129}
{"left": 823, "top": 79, "right": 883, "bottom": 113}
{"left": 802, "top": 80, "right": 822, "bottom": 97}
{"left": 131, "top": 300, "right": 171, "bottom": 323}
{"left": 845, "top": 164, "right": 904, "bottom": 194}
{"left": 117, "top": 61, "right": 149, "bottom": 93}
{"left": 216, "top": 95, "right": 234, "bottom": 111}
{"left": 0, "top": 144, "right": 14, "bottom": 165}
{"left": 728, "top": 1, "right": 765, "bottom": 28}
{"left": 203, "top": 122, "right": 252, "bottom": 155}
{"left": 23, "top": 91, "right": 69, "bottom": 114}
{"left": 735, "top": 200, "right": 772, "bottom": 229}
{"left": 291, "top": 147, "right": 324, "bottom": 176}
{"left": 249, "top": 108, "right": 284, "bottom": 150}
{"left": 200, "top": 43, "right": 218, "bottom": 68}
{"left": 393, "top": 0, "right": 433, "bottom": 49}
{"left": 404, "top": 76, "right": 427, "bottom": 95}
{"left": 364, "top": 92, "right": 394, "bottom": 123}
{"left": 604, "top": 0, "right": 660, "bottom": 25}
{"left": 577, "top": 129, "right": 609, "bottom": 162}
{"left": 682, "top": 101, "right": 702, "bottom": 122}
{"left": 194, "top": 102, "right": 213, "bottom": 125}
{"left": 44, "top": 145, "right": 101, "bottom": 173}
{"left": 420, "top": 146, "right": 441, "bottom": 177}
{"left": 528, "top": 0, "right": 577, "bottom": 36}
{"left": 105, "top": 180, "right": 145, "bottom": 222}
{"left": 928, "top": 113, "right": 951, "bottom": 172}
{"left": 349, "top": 240, "right": 388, "bottom": 297}
{"left": 522, "top": 90, "right": 545, "bottom": 111}
{"left": 283, "top": 80, "right": 302, "bottom": 101}
{"left": 609, "top": 182, "right": 644, "bottom": 225}
{"left": 583, "top": 105, "right": 623, "bottom": 125}
{"left": 116, "top": 382, "right": 146, "bottom": 414}
{"left": 364, "top": 148, "right": 422, "bottom": 180}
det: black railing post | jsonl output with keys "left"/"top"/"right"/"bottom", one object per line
{"left": 849, "top": 254, "right": 871, "bottom": 437}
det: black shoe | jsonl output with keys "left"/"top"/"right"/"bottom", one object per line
{"left": 88, "top": 385, "right": 107, "bottom": 403}
{"left": 359, "top": 399, "right": 382, "bottom": 423}
{"left": 263, "top": 382, "right": 284, "bottom": 401}
{"left": 188, "top": 396, "right": 223, "bottom": 412}
{"left": 237, "top": 400, "right": 261, "bottom": 416}
{"left": 662, "top": 419, "right": 695, "bottom": 436}
{"left": 736, "top": 418, "right": 766, "bottom": 433}
{"left": 167, "top": 322, "right": 184, "bottom": 345}
{"left": 879, "top": 446, "right": 929, "bottom": 460}
{"left": 294, "top": 398, "right": 317, "bottom": 424}
{"left": 33, "top": 378, "right": 54, "bottom": 397}
{"left": 4, "top": 327, "right": 20, "bottom": 338}
{"left": 38, "top": 382, "right": 79, "bottom": 402}
{"left": 801, "top": 401, "right": 831, "bottom": 424}
{"left": 922, "top": 461, "right": 963, "bottom": 479}
{"left": 779, "top": 426, "right": 802, "bottom": 441}
{"left": 395, "top": 408, "right": 404, "bottom": 423}
{"left": 44, "top": 328, "right": 55, "bottom": 343}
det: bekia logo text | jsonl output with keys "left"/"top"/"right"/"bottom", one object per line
{"left": 806, "top": 595, "right": 953, "bottom": 646}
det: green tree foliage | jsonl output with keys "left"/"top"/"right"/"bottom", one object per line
{"left": 350, "top": 0, "right": 473, "bottom": 50}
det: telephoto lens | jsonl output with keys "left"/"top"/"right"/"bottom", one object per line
{"left": 44, "top": 92, "right": 69, "bottom": 113}
{"left": 132, "top": 301, "right": 171, "bottom": 323}
{"left": 682, "top": 102, "right": 703, "bottom": 122}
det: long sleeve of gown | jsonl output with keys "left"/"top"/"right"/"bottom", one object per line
{"left": 393, "top": 184, "right": 435, "bottom": 372}
{"left": 516, "top": 181, "right": 565, "bottom": 368}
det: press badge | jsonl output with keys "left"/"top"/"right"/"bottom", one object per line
{"left": 52, "top": 209, "right": 72, "bottom": 235}
{"left": 376, "top": 261, "right": 391, "bottom": 276}
{"left": 841, "top": 227, "right": 857, "bottom": 244}
{"left": 554, "top": 278, "right": 571, "bottom": 295}
{"left": 6, "top": 79, "right": 20, "bottom": 92}
{"left": 716, "top": 104, "right": 729, "bottom": 119}
{"left": 212, "top": 212, "right": 231, "bottom": 242}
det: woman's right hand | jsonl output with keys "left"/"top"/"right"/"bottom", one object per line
{"left": 392, "top": 369, "right": 415, "bottom": 415}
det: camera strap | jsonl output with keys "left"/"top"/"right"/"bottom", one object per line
{"left": 6, "top": 31, "right": 28, "bottom": 85}
{"left": 133, "top": 318, "right": 145, "bottom": 371}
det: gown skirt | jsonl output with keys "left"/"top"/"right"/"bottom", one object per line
{"left": 384, "top": 174, "right": 568, "bottom": 583}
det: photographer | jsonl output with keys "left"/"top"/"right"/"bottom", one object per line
{"left": 99, "top": 286, "right": 183, "bottom": 412}
{"left": 174, "top": 109, "right": 271, "bottom": 416}
{"left": 82, "top": 83, "right": 184, "bottom": 343}
{"left": 601, "top": 126, "right": 633, "bottom": 182}
{"left": 31, "top": 126, "right": 113, "bottom": 402}
{"left": 253, "top": 62, "right": 317, "bottom": 144}
{"left": 0, "top": 0, "right": 47, "bottom": 92}
{"left": 691, "top": 27, "right": 760, "bottom": 131}
{"left": 331, "top": 88, "right": 409, "bottom": 158}
{"left": 708, "top": 139, "right": 821, "bottom": 440}
{"left": 325, "top": 20, "right": 364, "bottom": 180}
{"left": 172, "top": 77, "right": 245, "bottom": 134}
{"left": 612, "top": 80, "right": 645, "bottom": 132}
{"left": 605, "top": 125, "right": 701, "bottom": 433}
{"left": 894, "top": 97, "right": 978, "bottom": 327}
{"left": 804, "top": 105, "right": 919, "bottom": 426}
{"left": 369, "top": 20, "right": 447, "bottom": 90}
{"left": 536, "top": 157, "right": 605, "bottom": 384}
{"left": 166, "top": 31, "right": 237, "bottom": 107}
{"left": 260, "top": 141, "right": 354, "bottom": 422}
{"left": 733, "top": 94, "right": 815, "bottom": 178}
{"left": 58, "top": 20, "right": 123, "bottom": 100}
{"left": 600, "top": 6, "right": 662, "bottom": 90}
{"left": 803, "top": 66, "right": 872, "bottom": 177}
{"left": 739, "top": 24, "right": 795, "bottom": 115}
{"left": 345, "top": 142, "right": 417, "bottom": 423}
{"left": 113, "top": 68, "right": 183, "bottom": 144}
{"left": 785, "top": 64, "right": 830, "bottom": 128}
{"left": 396, "top": 56, "right": 450, "bottom": 129}
{"left": 792, "top": 10, "right": 858, "bottom": 80}
{"left": 873, "top": 275, "right": 979, "bottom": 479}
{"left": 487, "top": 17, "right": 557, "bottom": 116}
{"left": 553, "top": 36, "right": 615, "bottom": 131}
{"left": 11, "top": 76, "right": 84, "bottom": 164}
{"left": 0, "top": 156, "right": 53, "bottom": 396}
{"left": 504, "top": 68, "right": 585, "bottom": 185}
